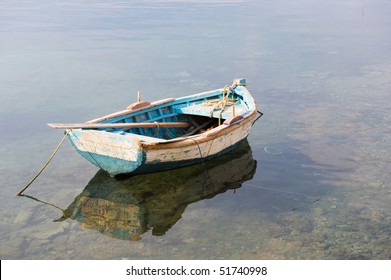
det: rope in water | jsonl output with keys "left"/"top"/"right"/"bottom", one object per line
{"left": 17, "top": 132, "right": 68, "bottom": 196}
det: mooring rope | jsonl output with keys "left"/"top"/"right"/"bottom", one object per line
{"left": 204, "top": 85, "right": 235, "bottom": 125}
{"left": 187, "top": 137, "right": 214, "bottom": 196}
{"left": 18, "top": 193, "right": 65, "bottom": 212}
{"left": 17, "top": 132, "right": 68, "bottom": 196}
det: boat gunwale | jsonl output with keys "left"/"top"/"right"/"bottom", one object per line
{"left": 86, "top": 88, "right": 225, "bottom": 124}
{"left": 69, "top": 108, "right": 257, "bottom": 148}
{"left": 141, "top": 109, "right": 258, "bottom": 150}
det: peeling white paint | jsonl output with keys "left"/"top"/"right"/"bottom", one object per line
{"left": 69, "top": 130, "right": 142, "bottom": 161}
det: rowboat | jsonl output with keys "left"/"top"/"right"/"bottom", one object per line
{"left": 49, "top": 78, "right": 261, "bottom": 177}
{"left": 56, "top": 140, "right": 256, "bottom": 240}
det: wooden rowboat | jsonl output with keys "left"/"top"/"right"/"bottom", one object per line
{"left": 49, "top": 78, "right": 262, "bottom": 176}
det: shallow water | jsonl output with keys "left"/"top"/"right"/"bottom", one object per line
{"left": 0, "top": 0, "right": 390, "bottom": 259}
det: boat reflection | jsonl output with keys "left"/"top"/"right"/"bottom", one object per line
{"left": 59, "top": 140, "right": 257, "bottom": 241}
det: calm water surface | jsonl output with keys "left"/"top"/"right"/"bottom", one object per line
{"left": 0, "top": 0, "right": 390, "bottom": 259}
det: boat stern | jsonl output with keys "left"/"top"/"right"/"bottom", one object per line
{"left": 67, "top": 129, "right": 143, "bottom": 176}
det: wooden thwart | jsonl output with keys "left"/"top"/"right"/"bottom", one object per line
{"left": 48, "top": 122, "right": 191, "bottom": 129}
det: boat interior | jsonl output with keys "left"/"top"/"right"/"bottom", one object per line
{"left": 99, "top": 90, "right": 247, "bottom": 141}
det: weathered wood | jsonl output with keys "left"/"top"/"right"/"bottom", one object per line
{"left": 48, "top": 78, "right": 259, "bottom": 176}
{"left": 86, "top": 98, "right": 175, "bottom": 124}
{"left": 126, "top": 101, "right": 151, "bottom": 111}
{"left": 48, "top": 122, "right": 191, "bottom": 129}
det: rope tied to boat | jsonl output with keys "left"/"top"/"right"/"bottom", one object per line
{"left": 203, "top": 85, "right": 237, "bottom": 125}
{"left": 17, "top": 131, "right": 69, "bottom": 196}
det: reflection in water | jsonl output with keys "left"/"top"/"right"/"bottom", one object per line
{"left": 58, "top": 140, "right": 256, "bottom": 241}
